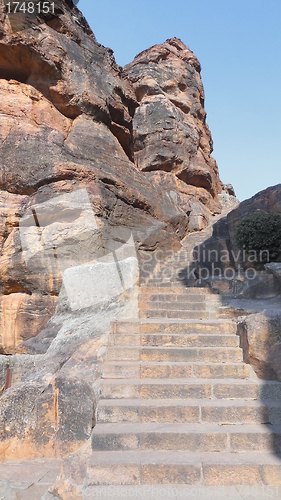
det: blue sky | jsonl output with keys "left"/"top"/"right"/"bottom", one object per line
{"left": 78, "top": 0, "right": 281, "bottom": 202}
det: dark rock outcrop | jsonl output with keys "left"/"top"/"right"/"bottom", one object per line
{"left": 191, "top": 184, "right": 281, "bottom": 297}
{"left": 226, "top": 184, "right": 281, "bottom": 266}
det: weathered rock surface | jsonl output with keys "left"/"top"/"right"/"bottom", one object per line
{"left": 0, "top": 294, "right": 57, "bottom": 354}
{"left": 0, "top": 57, "right": 185, "bottom": 353}
{"left": 226, "top": 184, "right": 281, "bottom": 264}
{"left": 265, "top": 262, "right": 281, "bottom": 283}
{"left": 238, "top": 311, "right": 281, "bottom": 381}
{"left": 0, "top": 337, "right": 102, "bottom": 462}
{"left": 17, "top": 321, "right": 62, "bottom": 355}
{"left": 0, "top": 0, "right": 136, "bottom": 156}
{"left": 125, "top": 38, "right": 223, "bottom": 215}
{"left": 190, "top": 184, "right": 281, "bottom": 296}
{"left": 0, "top": 7, "right": 224, "bottom": 351}
{"left": 0, "top": 0, "right": 227, "bottom": 463}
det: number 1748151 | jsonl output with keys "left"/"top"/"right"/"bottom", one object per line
{"left": 6, "top": 2, "right": 55, "bottom": 14}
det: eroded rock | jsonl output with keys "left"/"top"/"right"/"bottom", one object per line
{"left": 0, "top": 338, "right": 102, "bottom": 462}
{"left": 0, "top": 2, "right": 228, "bottom": 463}
{"left": 125, "top": 38, "right": 223, "bottom": 211}
{"left": 238, "top": 311, "right": 281, "bottom": 381}
{"left": 191, "top": 184, "right": 281, "bottom": 296}
{"left": 0, "top": 294, "right": 57, "bottom": 354}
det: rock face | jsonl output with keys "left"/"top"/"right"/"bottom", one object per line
{"left": 191, "top": 184, "right": 281, "bottom": 297}
{"left": 238, "top": 312, "right": 281, "bottom": 381}
{"left": 125, "top": 38, "right": 223, "bottom": 219}
{"left": 0, "top": 293, "right": 57, "bottom": 354}
{"left": 0, "top": 337, "right": 103, "bottom": 462}
{"left": 226, "top": 184, "right": 281, "bottom": 265}
{"left": 0, "top": 6, "right": 223, "bottom": 353}
{"left": 0, "top": 1, "right": 225, "bottom": 462}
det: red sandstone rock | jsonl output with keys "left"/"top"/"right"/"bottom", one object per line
{"left": 0, "top": 1, "right": 227, "bottom": 462}
{"left": 0, "top": 338, "right": 103, "bottom": 462}
{"left": 125, "top": 38, "right": 223, "bottom": 205}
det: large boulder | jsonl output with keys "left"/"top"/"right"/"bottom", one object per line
{"left": 0, "top": 337, "right": 103, "bottom": 462}
{"left": 238, "top": 311, "right": 281, "bottom": 381}
{"left": 125, "top": 38, "right": 223, "bottom": 219}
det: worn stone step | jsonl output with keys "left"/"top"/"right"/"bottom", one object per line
{"left": 111, "top": 319, "right": 237, "bottom": 335}
{"left": 139, "top": 309, "right": 210, "bottom": 319}
{"left": 143, "top": 278, "right": 192, "bottom": 286}
{"left": 87, "top": 450, "right": 281, "bottom": 486}
{"left": 139, "top": 300, "right": 207, "bottom": 311}
{"left": 153, "top": 265, "right": 194, "bottom": 272}
{"left": 106, "top": 346, "right": 243, "bottom": 363}
{"left": 145, "top": 272, "right": 194, "bottom": 280}
{"left": 102, "top": 361, "right": 251, "bottom": 380}
{"left": 139, "top": 286, "right": 217, "bottom": 294}
{"left": 97, "top": 398, "right": 281, "bottom": 425}
{"left": 108, "top": 333, "right": 239, "bottom": 348}
{"left": 145, "top": 277, "right": 187, "bottom": 283}
{"left": 100, "top": 378, "right": 259, "bottom": 400}
{"left": 91, "top": 422, "right": 281, "bottom": 453}
{"left": 141, "top": 280, "right": 186, "bottom": 287}
{"left": 139, "top": 293, "right": 208, "bottom": 303}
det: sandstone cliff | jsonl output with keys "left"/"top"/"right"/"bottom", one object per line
{"left": 0, "top": 0, "right": 225, "bottom": 461}
{"left": 126, "top": 38, "right": 223, "bottom": 209}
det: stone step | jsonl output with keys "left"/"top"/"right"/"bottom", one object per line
{"left": 142, "top": 276, "right": 193, "bottom": 285}
{"left": 112, "top": 319, "right": 236, "bottom": 335}
{"left": 97, "top": 398, "right": 281, "bottom": 425}
{"left": 156, "top": 261, "right": 194, "bottom": 268}
{"left": 139, "top": 309, "right": 210, "bottom": 319}
{"left": 105, "top": 346, "right": 243, "bottom": 363}
{"left": 138, "top": 295, "right": 221, "bottom": 310}
{"left": 139, "top": 300, "right": 207, "bottom": 311}
{"left": 141, "top": 279, "right": 186, "bottom": 285}
{"left": 99, "top": 378, "right": 258, "bottom": 400}
{"left": 144, "top": 279, "right": 190, "bottom": 286}
{"left": 152, "top": 263, "right": 193, "bottom": 270}
{"left": 91, "top": 422, "right": 281, "bottom": 453}
{"left": 87, "top": 450, "right": 281, "bottom": 485}
{"left": 140, "top": 273, "right": 198, "bottom": 282}
{"left": 139, "top": 293, "right": 208, "bottom": 303}
{"left": 102, "top": 361, "right": 251, "bottom": 379}
{"left": 139, "top": 286, "right": 216, "bottom": 294}
{"left": 108, "top": 333, "right": 240, "bottom": 348}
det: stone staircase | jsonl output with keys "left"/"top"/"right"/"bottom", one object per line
{"left": 89, "top": 221, "right": 281, "bottom": 490}
{"left": 138, "top": 286, "right": 222, "bottom": 320}
{"left": 89, "top": 298, "right": 281, "bottom": 487}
